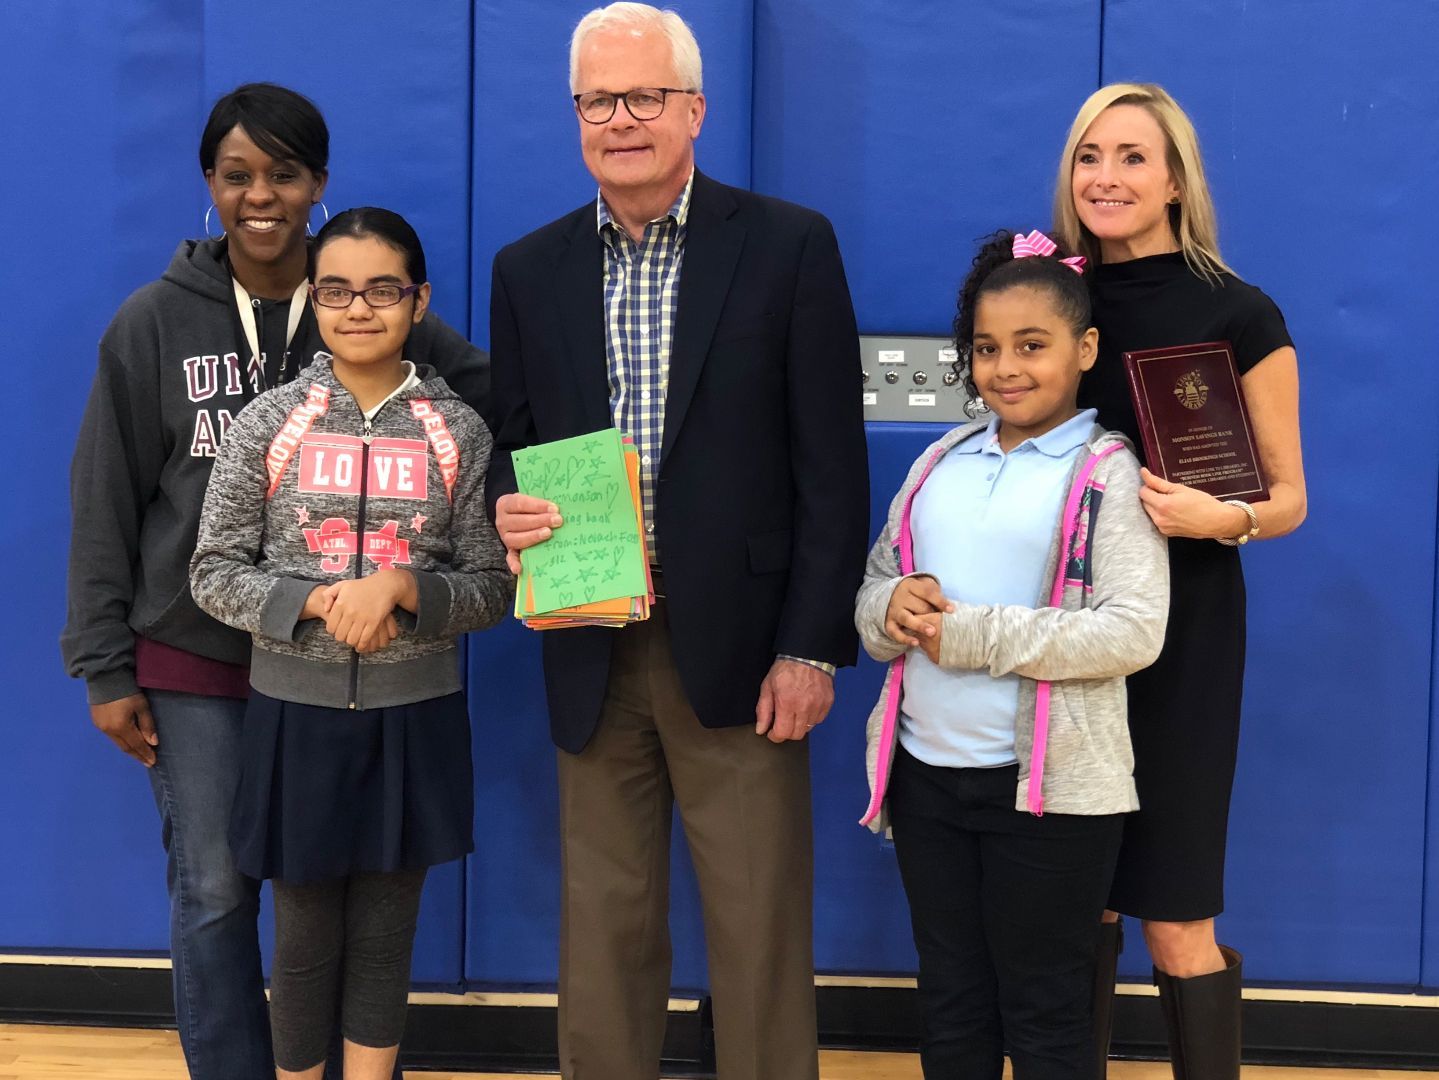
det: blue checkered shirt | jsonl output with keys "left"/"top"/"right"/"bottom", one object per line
{"left": 597, "top": 173, "right": 693, "bottom": 564}
{"left": 594, "top": 175, "right": 835, "bottom": 679}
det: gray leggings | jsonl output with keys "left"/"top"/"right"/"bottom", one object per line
{"left": 270, "top": 869, "right": 427, "bottom": 1071}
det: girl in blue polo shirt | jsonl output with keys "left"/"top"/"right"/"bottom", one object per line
{"left": 855, "top": 230, "right": 1170, "bottom": 1078}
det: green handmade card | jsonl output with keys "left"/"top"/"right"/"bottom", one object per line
{"left": 511, "top": 429, "right": 648, "bottom": 613}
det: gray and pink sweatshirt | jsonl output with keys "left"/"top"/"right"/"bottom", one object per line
{"left": 855, "top": 419, "right": 1169, "bottom": 832}
{"left": 190, "top": 361, "right": 511, "bottom": 710}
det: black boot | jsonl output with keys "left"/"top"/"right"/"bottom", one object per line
{"left": 1153, "top": 945, "right": 1243, "bottom": 1080}
{"left": 1153, "top": 966, "right": 1185, "bottom": 1080}
{"left": 1091, "top": 919, "right": 1123, "bottom": 1079}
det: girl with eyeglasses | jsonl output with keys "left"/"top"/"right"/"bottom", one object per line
{"left": 62, "top": 83, "right": 488, "bottom": 1079}
{"left": 190, "top": 207, "right": 510, "bottom": 1080}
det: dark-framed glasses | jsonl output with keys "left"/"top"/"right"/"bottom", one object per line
{"left": 573, "top": 87, "right": 696, "bottom": 124}
{"left": 310, "top": 283, "right": 422, "bottom": 309}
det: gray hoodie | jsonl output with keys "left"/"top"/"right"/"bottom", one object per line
{"left": 855, "top": 419, "right": 1169, "bottom": 831}
{"left": 190, "top": 361, "right": 511, "bottom": 710}
{"left": 62, "top": 238, "right": 489, "bottom": 704}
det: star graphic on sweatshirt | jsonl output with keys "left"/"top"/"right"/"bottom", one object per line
{"left": 294, "top": 506, "right": 311, "bottom": 526}
{"left": 411, "top": 512, "right": 427, "bottom": 534}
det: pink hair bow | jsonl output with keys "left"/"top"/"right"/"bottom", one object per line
{"left": 1012, "top": 229, "right": 1086, "bottom": 274}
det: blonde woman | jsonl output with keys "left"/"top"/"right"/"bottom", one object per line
{"left": 1054, "top": 83, "right": 1307, "bottom": 1079}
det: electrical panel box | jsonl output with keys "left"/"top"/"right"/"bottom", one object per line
{"left": 860, "top": 335, "right": 985, "bottom": 422}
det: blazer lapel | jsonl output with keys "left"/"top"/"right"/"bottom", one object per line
{"left": 661, "top": 172, "right": 744, "bottom": 463}
{"left": 553, "top": 210, "right": 613, "bottom": 433}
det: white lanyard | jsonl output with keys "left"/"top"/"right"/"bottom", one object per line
{"left": 232, "top": 278, "right": 309, "bottom": 388}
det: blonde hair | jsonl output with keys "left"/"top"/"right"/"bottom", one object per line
{"left": 1053, "top": 82, "right": 1233, "bottom": 283}
{"left": 569, "top": 3, "right": 703, "bottom": 94}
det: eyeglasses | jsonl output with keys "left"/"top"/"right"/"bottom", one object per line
{"left": 573, "top": 87, "right": 696, "bottom": 124}
{"left": 310, "top": 283, "right": 422, "bottom": 309}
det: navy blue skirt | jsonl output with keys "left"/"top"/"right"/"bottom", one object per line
{"left": 230, "top": 689, "right": 474, "bottom": 884}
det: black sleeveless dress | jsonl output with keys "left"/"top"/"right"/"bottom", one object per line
{"left": 1081, "top": 252, "right": 1291, "bottom": 921}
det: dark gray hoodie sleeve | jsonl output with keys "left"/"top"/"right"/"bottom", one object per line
{"left": 409, "top": 413, "right": 513, "bottom": 638}
{"left": 408, "top": 314, "right": 490, "bottom": 422}
{"left": 62, "top": 337, "right": 164, "bottom": 704}
{"left": 189, "top": 397, "right": 317, "bottom": 639}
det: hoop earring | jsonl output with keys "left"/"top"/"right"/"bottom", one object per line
{"left": 204, "top": 204, "right": 225, "bottom": 240}
{"left": 306, "top": 200, "right": 331, "bottom": 237}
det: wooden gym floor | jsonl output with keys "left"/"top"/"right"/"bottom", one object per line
{"left": 3, "top": 1024, "right": 1438, "bottom": 1080}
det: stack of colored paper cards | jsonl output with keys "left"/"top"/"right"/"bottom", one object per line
{"left": 511, "top": 428, "right": 653, "bottom": 629}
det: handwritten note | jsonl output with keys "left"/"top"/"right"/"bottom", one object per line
{"left": 512, "top": 429, "right": 648, "bottom": 614}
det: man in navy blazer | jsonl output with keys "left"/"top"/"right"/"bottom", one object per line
{"left": 486, "top": 6, "right": 867, "bottom": 1078}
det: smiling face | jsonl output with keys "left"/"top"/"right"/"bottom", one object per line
{"left": 310, "top": 235, "right": 430, "bottom": 370}
{"left": 1070, "top": 104, "right": 1181, "bottom": 262}
{"left": 574, "top": 26, "right": 704, "bottom": 216}
{"left": 206, "top": 125, "right": 326, "bottom": 278}
{"left": 972, "top": 285, "right": 1097, "bottom": 448}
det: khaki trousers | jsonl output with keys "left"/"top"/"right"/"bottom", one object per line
{"left": 556, "top": 601, "right": 819, "bottom": 1080}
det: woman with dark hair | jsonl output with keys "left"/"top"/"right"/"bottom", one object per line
{"left": 1054, "top": 83, "right": 1307, "bottom": 1079}
{"left": 191, "top": 207, "right": 508, "bottom": 1080}
{"left": 62, "top": 84, "right": 488, "bottom": 1079}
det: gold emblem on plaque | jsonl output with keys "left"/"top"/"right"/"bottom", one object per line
{"left": 1173, "top": 370, "right": 1209, "bottom": 410}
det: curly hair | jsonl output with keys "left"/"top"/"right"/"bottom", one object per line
{"left": 951, "top": 230, "right": 1092, "bottom": 412}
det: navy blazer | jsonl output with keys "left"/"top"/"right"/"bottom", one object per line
{"left": 486, "top": 171, "right": 869, "bottom": 753}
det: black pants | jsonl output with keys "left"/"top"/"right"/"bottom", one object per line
{"left": 270, "top": 869, "right": 427, "bottom": 1071}
{"left": 888, "top": 746, "right": 1124, "bottom": 1079}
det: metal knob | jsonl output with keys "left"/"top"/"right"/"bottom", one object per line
{"left": 942, "top": 371, "right": 959, "bottom": 386}
{"left": 912, "top": 371, "right": 928, "bottom": 385}
{"left": 884, "top": 371, "right": 899, "bottom": 384}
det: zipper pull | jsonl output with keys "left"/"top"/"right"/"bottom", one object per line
{"left": 363, "top": 417, "right": 373, "bottom": 442}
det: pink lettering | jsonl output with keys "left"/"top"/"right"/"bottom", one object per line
{"left": 409, "top": 400, "right": 461, "bottom": 502}
{"left": 265, "top": 385, "right": 331, "bottom": 497}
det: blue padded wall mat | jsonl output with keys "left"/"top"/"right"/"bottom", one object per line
{"left": 751, "top": 0, "right": 1101, "bottom": 336}
{"left": 10, "top": 0, "right": 1439, "bottom": 999}
{"left": 0, "top": 0, "right": 203, "bottom": 954}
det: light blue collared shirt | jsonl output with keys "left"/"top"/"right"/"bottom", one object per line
{"left": 899, "top": 408, "right": 1099, "bottom": 769}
